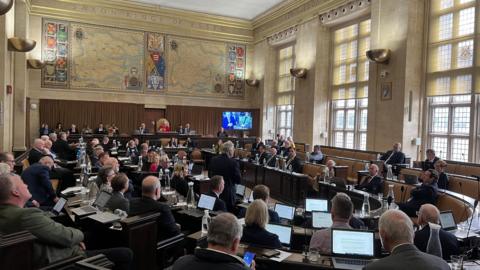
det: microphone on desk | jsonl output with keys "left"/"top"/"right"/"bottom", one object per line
{"left": 459, "top": 182, "right": 470, "bottom": 227}
{"left": 466, "top": 199, "right": 478, "bottom": 240}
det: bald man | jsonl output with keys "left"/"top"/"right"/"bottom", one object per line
{"left": 414, "top": 204, "right": 459, "bottom": 260}
{"left": 103, "top": 157, "right": 134, "bottom": 199}
{"left": 365, "top": 209, "right": 449, "bottom": 270}
{"left": 129, "top": 176, "right": 180, "bottom": 240}
{"left": 355, "top": 164, "right": 383, "bottom": 194}
{"left": 28, "top": 138, "right": 48, "bottom": 165}
{"left": 21, "top": 156, "right": 58, "bottom": 207}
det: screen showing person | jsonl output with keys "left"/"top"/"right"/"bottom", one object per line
{"left": 265, "top": 224, "right": 292, "bottom": 245}
{"left": 274, "top": 203, "right": 295, "bottom": 220}
{"left": 312, "top": 211, "right": 333, "bottom": 228}
{"left": 305, "top": 198, "right": 328, "bottom": 212}
{"left": 331, "top": 229, "right": 375, "bottom": 257}
{"left": 222, "top": 111, "right": 252, "bottom": 130}
{"left": 198, "top": 194, "right": 216, "bottom": 210}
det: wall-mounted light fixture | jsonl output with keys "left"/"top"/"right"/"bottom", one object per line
{"left": 8, "top": 37, "right": 37, "bottom": 52}
{"left": 245, "top": 79, "right": 260, "bottom": 87}
{"left": 366, "top": 49, "right": 391, "bottom": 64}
{"left": 0, "top": 0, "right": 13, "bottom": 15}
{"left": 290, "top": 68, "right": 307, "bottom": 79}
{"left": 27, "top": 59, "right": 46, "bottom": 69}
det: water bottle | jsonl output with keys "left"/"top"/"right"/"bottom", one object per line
{"left": 164, "top": 169, "right": 171, "bottom": 191}
{"left": 86, "top": 160, "right": 92, "bottom": 174}
{"left": 362, "top": 193, "right": 371, "bottom": 217}
{"left": 275, "top": 157, "right": 279, "bottom": 169}
{"left": 426, "top": 222, "right": 443, "bottom": 258}
{"left": 236, "top": 141, "right": 240, "bottom": 149}
{"left": 255, "top": 154, "right": 259, "bottom": 164}
{"left": 201, "top": 210, "right": 211, "bottom": 234}
{"left": 212, "top": 144, "right": 215, "bottom": 151}
{"left": 87, "top": 181, "right": 98, "bottom": 202}
{"left": 186, "top": 182, "right": 196, "bottom": 209}
{"left": 323, "top": 167, "right": 329, "bottom": 182}
{"left": 158, "top": 168, "right": 164, "bottom": 182}
{"left": 387, "top": 184, "right": 398, "bottom": 209}
{"left": 137, "top": 157, "right": 143, "bottom": 172}
{"left": 386, "top": 165, "right": 394, "bottom": 179}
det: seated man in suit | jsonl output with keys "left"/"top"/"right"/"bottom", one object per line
{"left": 250, "top": 137, "right": 264, "bottom": 155}
{"left": 101, "top": 136, "right": 112, "bottom": 153}
{"left": 398, "top": 169, "right": 439, "bottom": 217}
{"left": 0, "top": 173, "right": 133, "bottom": 269}
{"left": 135, "top": 123, "right": 149, "bottom": 135}
{"left": 414, "top": 204, "right": 459, "bottom": 260}
{"left": 52, "top": 132, "right": 76, "bottom": 161}
{"left": 238, "top": 185, "right": 279, "bottom": 223}
{"left": 365, "top": 210, "right": 450, "bottom": 270}
{"left": 434, "top": 160, "right": 449, "bottom": 190}
{"left": 309, "top": 145, "right": 324, "bottom": 164}
{"left": 129, "top": 176, "right": 180, "bottom": 240}
{"left": 285, "top": 147, "right": 303, "bottom": 173}
{"left": 279, "top": 141, "right": 291, "bottom": 157}
{"left": 265, "top": 147, "right": 278, "bottom": 167}
{"left": 0, "top": 152, "right": 16, "bottom": 173}
{"left": 380, "top": 142, "right": 406, "bottom": 173}
{"left": 422, "top": 149, "right": 440, "bottom": 171}
{"left": 105, "top": 173, "right": 130, "bottom": 212}
{"left": 355, "top": 164, "right": 383, "bottom": 194}
{"left": 21, "top": 156, "right": 58, "bottom": 208}
{"left": 207, "top": 175, "right": 227, "bottom": 212}
{"left": 172, "top": 213, "right": 250, "bottom": 270}
{"left": 255, "top": 145, "right": 269, "bottom": 165}
{"left": 94, "top": 123, "right": 107, "bottom": 134}
{"left": 310, "top": 193, "right": 353, "bottom": 254}
{"left": 29, "top": 138, "right": 48, "bottom": 165}
{"left": 184, "top": 123, "right": 191, "bottom": 134}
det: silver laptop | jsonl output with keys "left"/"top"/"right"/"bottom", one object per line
{"left": 197, "top": 194, "right": 216, "bottom": 211}
{"left": 71, "top": 191, "right": 112, "bottom": 216}
{"left": 312, "top": 211, "right": 333, "bottom": 229}
{"left": 438, "top": 211, "right": 473, "bottom": 238}
{"left": 274, "top": 203, "right": 295, "bottom": 221}
{"left": 305, "top": 198, "right": 328, "bottom": 212}
{"left": 331, "top": 228, "right": 375, "bottom": 270}
{"left": 265, "top": 223, "right": 293, "bottom": 246}
{"left": 236, "top": 184, "right": 246, "bottom": 198}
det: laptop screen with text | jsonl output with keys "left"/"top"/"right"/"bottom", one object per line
{"left": 312, "top": 211, "right": 333, "bottom": 228}
{"left": 439, "top": 211, "right": 456, "bottom": 230}
{"left": 305, "top": 198, "right": 328, "bottom": 212}
{"left": 265, "top": 223, "right": 292, "bottom": 245}
{"left": 236, "top": 184, "right": 246, "bottom": 197}
{"left": 198, "top": 194, "right": 216, "bottom": 210}
{"left": 332, "top": 229, "right": 374, "bottom": 257}
{"left": 274, "top": 203, "right": 295, "bottom": 220}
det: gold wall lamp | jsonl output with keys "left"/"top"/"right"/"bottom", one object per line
{"left": 290, "top": 68, "right": 307, "bottom": 79}
{"left": 366, "top": 49, "right": 391, "bottom": 64}
{"left": 245, "top": 79, "right": 260, "bottom": 87}
{"left": 8, "top": 37, "right": 37, "bottom": 52}
{"left": 0, "top": 0, "right": 13, "bottom": 15}
{"left": 27, "top": 59, "right": 46, "bottom": 69}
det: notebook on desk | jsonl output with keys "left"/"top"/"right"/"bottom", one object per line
{"left": 71, "top": 191, "right": 111, "bottom": 217}
{"left": 331, "top": 228, "right": 375, "bottom": 270}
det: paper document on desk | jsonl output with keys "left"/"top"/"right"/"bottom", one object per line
{"left": 270, "top": 249, "right": 292, "bottom": 262}
{"left": 61, "top": 186, "right": 84, "bottom": 195}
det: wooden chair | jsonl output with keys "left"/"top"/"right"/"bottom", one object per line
{"left": 157, "top": 233, "right": 185, "bottom": 269}
{"left": 0, "top": 231, "right": 36, "bottom": 270}
{"left": 50, "top": 179, "right": 59, "bottom": 192}
{"left": 191, "top": 149, "right": 204, "bottom": 165}
{"left": 177, "top": 150, "right": 188, "bottom": 160}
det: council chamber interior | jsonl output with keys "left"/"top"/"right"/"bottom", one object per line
{"left": 0, "top": 0, "right": 479, "bottom": 269}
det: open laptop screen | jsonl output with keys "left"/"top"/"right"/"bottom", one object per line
{"left": 439, "top": 211, "right": 456, "bottom": 230}
{"left": 236, "top": 184, "right": 246, "bottom": 197}
{"left": 305, "top": 198, "right": 328, "bottom": 212}
{"left": 94, "top": 191, "right": 112, "bottom": 208}
{"left": 331, "top": 229, "right": 374, "bottom": 257}
{"left": 52, "top": 197, "right": 67, "bottom": 214}
{"left": 274, "top": 203, "right": 295, "bottom": 220}
{"left": 198, "top": 194, "right": 216, "bottom": 211}
{"left": 265, "top": 223, "right": 292, "bottom": 245}
{"left": 312, "top": 211, "right": 333, "bottom": 228}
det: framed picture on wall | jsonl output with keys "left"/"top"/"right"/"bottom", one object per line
{"left": 381, "top": 82, "right": 392, "bottom": 100}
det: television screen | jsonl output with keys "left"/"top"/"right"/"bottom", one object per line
{"left": 222, "top": 111, "right": 252, "bottom": 130}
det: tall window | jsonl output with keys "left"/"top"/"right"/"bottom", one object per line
{"left": 427, "top": 0, "right": 477, "bottom": 162}
{"left": 331, "top": 19, "right": 371, "bottom": 150}
{"left": 276, "top": 45, "right": 295, "bottom": 137}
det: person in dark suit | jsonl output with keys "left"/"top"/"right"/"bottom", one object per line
{"left": 216, "top": 127, "right": 228, "bottom": 138}
{"left": 434, "top": 160, "right": 449, "bottom": 190}
{"left": 206, "top": 175, "right": 227, "bottom": 212}
{"left": 67, "top": 124, "right": 79, "bottom": 135}
{"left": 21, "top": 156, "right": 58, "bottom": 207}
{"left": 414, "top": 204, "right": 459, "bottom": 261}
{"left": 208, "top": 141, "right": 241, "bottom": 212}
{"left": 285, "top": 147, "right": 302, "bottom": 173}
{"left": 279, "top": 141, "right": 291, "bottom": 157}
{"left": 364, "top": 209, "right": 450, "bottom": 270}
{"left": 238, "top": 185, "right": 280, "bottom": 223}
{"left": 380, "top": 142, "right": 406, "bottom": 166}
{"left": 101, "top": 136, "right": 112, "bottom": 153}
{"left": 184, "top": 123, "right": 191, "bottom": 134}
{"left": 29, "top": 139, "right": 48, "bottom": 165}
{"left": 222, "top": 112, "right": 237, "bottom": 130}
{"left": 256, "top": 145, "right": 270, "bottom": 165}
{"left": 105, "top": 173, "right": 130, "bottom": 212}
{"left": 265, "top": 147, "right": 278, "bottom": 167}
{"left": 39, "top": 123, "right": 51, "bottom": 137}
{"left": 250, "top": 137, "right": 264, "bottom": 155}
{"left": 94, "top": 123, "right": 107, "bottom": 134}
{"left": 422, "top": 149, "right": 440, "bottom": 171}
{"left": 241, "top": 199, "right": 282, "bottom": 249}
{"left": 309, "top": 145, "right": 324, "bottom": 164}
{"left": 52, "top": 132, "right": 75, "bottom": 161}
{"left": 355, "top": 164, "right": 383, "bottom": 194}
{"left": 129, "top": 176, "right": 180, "bottom": 240}
{"left": 171, "top": 163, "right": 189, "bottom": 197}
{"left": 399, "top": 169, "right": 439, "bottom": 217}
{"left": 136, "top": 123, "right": 149, "bottom": 134}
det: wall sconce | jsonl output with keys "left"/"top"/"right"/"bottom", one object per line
{"left": 290, "top": 68, "right": 307, "bottom": 79}
{"left": 170, "top": 40, "right": 177, "bottom": 50}
{"left": 245, "top": 79, "right": 260, "bottom": 87}
{"left": 27, "top": 59, "right": 46, "bottom": 69}
{"left": 8, "top": 38, "right": 37, "bottom": 52}
{"left": 0, "top": 0, "right": 13, "bottom": 15}
{"left": 366, "top": 49, "right": 391, "bottom": 64}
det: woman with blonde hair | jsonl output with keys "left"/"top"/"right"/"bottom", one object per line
{"left": 241, "top": 199, "right": 282, "bottom": 249}
{"left": 171, "top": 163, "right": 189, "bottom": 197}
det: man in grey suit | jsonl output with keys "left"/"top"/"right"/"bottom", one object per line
{"left": 105, "top": 173, "right": 130, "bottom": 212}
{"left": 364, "top": 209, "right": 450, "bottom": 270}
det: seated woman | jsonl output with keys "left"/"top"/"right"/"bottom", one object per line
{"left": 434, "top": 160, "right": 449, "bottom": 189}
{"left": 159, "top": 152, "right": 170, "bottom": 171}
{"left": 149, "top": 153, "right": 161, "bottom": 173}
{"left": 170, "top": 163, "right": 189, "bottom": 197}
{"left": 92, "top": 166, "right": 115, "bottom": 197}
{"left": 126, "top": 140, "right": 139, "bottom": 159}
{"left": 105, "top": 173, "right": 130, "bottom": 212}
{"left": 241, "top": 199, "right": 282, "bottom": 249}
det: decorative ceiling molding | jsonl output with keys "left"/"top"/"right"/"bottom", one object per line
{"left": 267, "top": 26, "right": 298, "bottom": 46}
{"left": 319, "top": 0, "right": 370, "bottom": 25}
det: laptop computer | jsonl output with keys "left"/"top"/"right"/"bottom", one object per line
{"left": 331, "top": 228, "right": 375, "bottom": 270}
{"left": 305, "top": 198, "right": 328, "bottom": 212}
{"left": 197, "top": 194, "right": 216, "bottom": 211}
{"left": 274, "top": 203, "right": 295, "bottom": 221}
{"left": 46, "top": 197, "right": 67, "bottom": 217}
{"left": 236, "top": 184, "right": 246, "bottom": 198}
{"left": 265, "top": 223, "right": 293, "bottom": 246}
{"left": 311, "top": 211, "right": 333, "bottom": 229}
{"left": 191, "top": 164, "right": 203, "bottom": 176}
{"left": 438, "top": 211, "right": 474, "bottom": 238}
{"left": 71, "top": 191, "right": 112, "bottom": 217}
{"left": 403, "top": 174, "right": 419, "bottom": 185}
